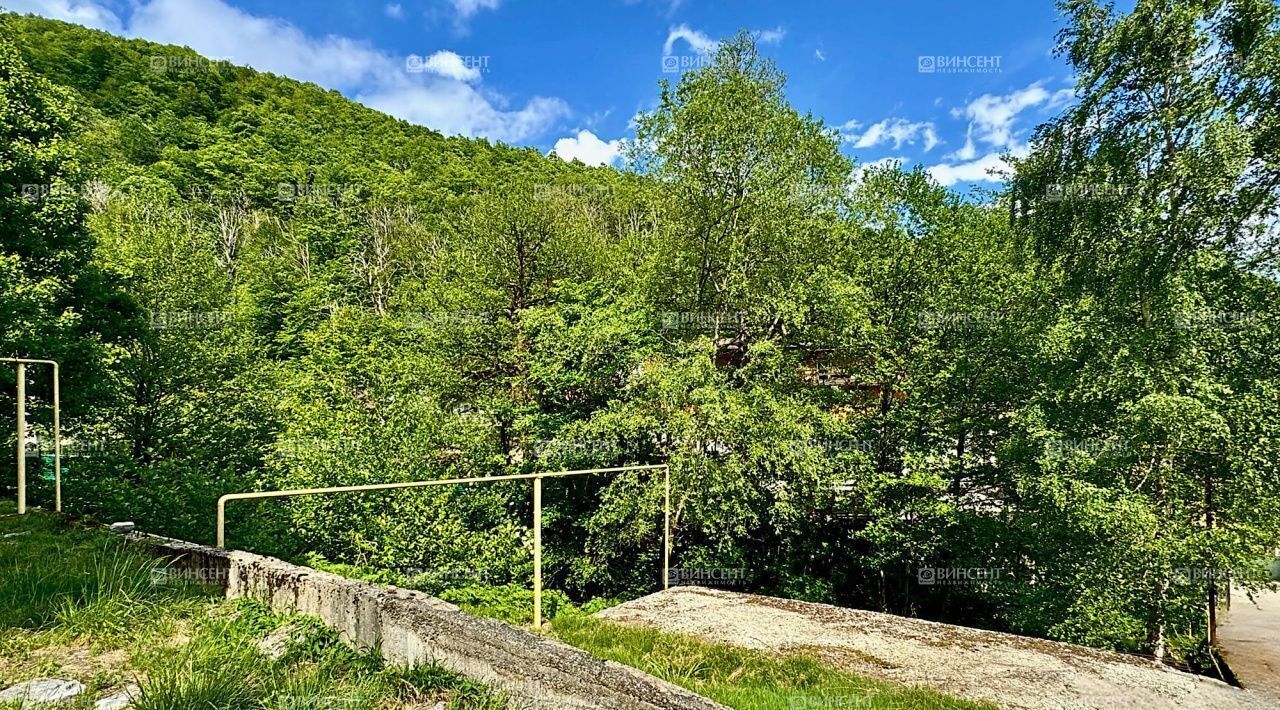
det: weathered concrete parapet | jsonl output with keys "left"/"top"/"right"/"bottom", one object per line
{"left": 138, "top": 533, "right": 234, "bottom": 585}
{"left": 134, "top": 535, "right": 725, "bottom": 710}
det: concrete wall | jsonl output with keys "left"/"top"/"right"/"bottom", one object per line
{"left": 138, "top": 535, "right": 726, "bottom": 710}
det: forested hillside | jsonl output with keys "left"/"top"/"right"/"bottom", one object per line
{"left": 2, "top": 0, "right": 1278, "bottom": 677}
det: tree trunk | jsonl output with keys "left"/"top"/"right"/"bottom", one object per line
{"left": 1206, "top": 466, "right": 1217, "bottom": 646}
{"left": 1149, "top": 576, "right": 1169, "bottom": 661}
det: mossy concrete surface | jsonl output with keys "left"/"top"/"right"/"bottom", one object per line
{"left": 597, "top": 586, "right": 1272, "bottom": 710}
{"left": 136, "top": 534, "right": 726, "bottom": 710}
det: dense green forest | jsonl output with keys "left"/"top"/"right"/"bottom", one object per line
{"left": 2, "top": 0, "right": 1279, "bottom": 675}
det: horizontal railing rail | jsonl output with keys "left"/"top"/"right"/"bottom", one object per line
{"left": 216, "top": 463, "right": 671, "bottom": 628}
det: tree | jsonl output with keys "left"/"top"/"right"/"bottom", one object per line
{"left": 0, "top": 32, "right": 135, "bottom": 492}
{"left": 1012, "top": 0, "right": 1280, "bottom": 660}
{"left": 629, "top": 31, "right": 851, "bottom": 327}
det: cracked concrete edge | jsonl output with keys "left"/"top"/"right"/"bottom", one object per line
{"left": 128, "top": 533, "right": 727, "bottom": 710}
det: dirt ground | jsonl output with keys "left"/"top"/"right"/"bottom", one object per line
{"left": 597, "top": 586, "right": 1273, "bottom": 710}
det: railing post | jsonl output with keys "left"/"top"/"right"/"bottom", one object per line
{"left": 663, "top": 465, "right": 670, "bottom": 591}
{"left": 216, "top": 496, "right": 227, "bottom": 548}
{"left": 533, "top": 475, "right": 542, "bottom": 629}
{"left": 16, "top": 362, "right": 25, "bottom": 515}
{"left": 53, "top": 362, "right": 60, "bottom": 512}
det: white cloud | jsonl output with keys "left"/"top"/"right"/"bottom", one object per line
{"left": 951, "top": 82, "right": 1052, "bottom": 153}
{"left": 927, "top": 153, "right": 1010, "bottom": 186}
{"left": 129, "top": 0, "right": 391, "bottom": 89}
{"left": 450, "top": 0, "right": 499, "bottom": 21}
{"left": 663, "top": 24, "right": 787, "bottom": 58}
{"left": 13, "top": 0, "right": 569, "bottom": 144}
{"left": 2, "top": 0, "right": 122, "bottom": 32}
{"left": 945, "top": 125, "right": 977, "bottom": 162}
{"left": 932, "top": 80, "right": 1072, "bottom": 181}
{"left": 359, "top": 86, "right": 568, "bottom": 143}
{"left": 550, "top": 130, "right": 623, "bottom": 166}
{"left": 385, "top": 3, "right": 403, "bottom": 19}
{"left": 580, "top": 108, "right": 614, "bottom": 132}
{"left": 923, "top": 126, "right": 940, "bottom": 151}
{"left": 755, "top": 27, "right": 785, "bottom": 45}
{"left": 417, "top": 50, "right": 482, "bottom": 82}
{"left": 663, "top": 23, "right": 717, "bottom": 56}
{"left": 1047, "top": 87, "right": 1075, "bottom": 110}
{"left": 843, "top": 118, "right": 939, "bottom": 152}
{"left": 815, "top": 49, "right": 826, "bottom": 62}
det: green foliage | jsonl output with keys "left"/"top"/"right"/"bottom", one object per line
{"left": 0, "top": 27, "right": 136, "bottom": 485}
{"left": 302, "top": 552, "right": 574, "bottom": 626}
{"left": 1003, "top": 0, "right": 1280, "bottom": 659}
{"left": 437, "top": 584, "right": 573, "bottom": 626}
{"left": 1, "top": 0, "right": 1277, "bottom": 678}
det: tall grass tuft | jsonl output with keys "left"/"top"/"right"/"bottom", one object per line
{"left": 1, "top": 510, "right": 507, "bottom": 710}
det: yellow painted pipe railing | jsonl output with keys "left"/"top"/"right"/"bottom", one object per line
{"left": 1, "top": 358, "right": 61, "bottom": 514}
{"left": 216, "top": 463, "right": 671, "bottom": 628}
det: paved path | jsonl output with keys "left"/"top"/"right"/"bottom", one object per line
{"left": 1220, "top": 588, "right": 1280, "bottom": 702}
{"left": 599, "top": 586, "right": 1272, "bottom": 710}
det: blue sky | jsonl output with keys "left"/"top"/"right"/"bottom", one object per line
{"left": 6, "top": 0, "right": 1090, "bottom": 189}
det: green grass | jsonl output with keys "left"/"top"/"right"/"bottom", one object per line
{"left": 299, "top": 552, "right": 990, "bottom": 709}
{"left": 0, "top": 504, "right": 504, "bottom": 709}
{"left": 0, "top": 506, "right": 206, "bottom": 635}
{"left": 120, "top": 601, "right": 504, "bottom": 710}
{"left": 299, "top": 552, "right": 591, "bottom": 626}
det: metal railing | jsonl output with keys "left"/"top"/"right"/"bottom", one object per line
{"left": 216, "top": 463, "right": 671, "bottom": 628}
{"left": 1, "top": 358, "right": 60, "bottom": 514}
